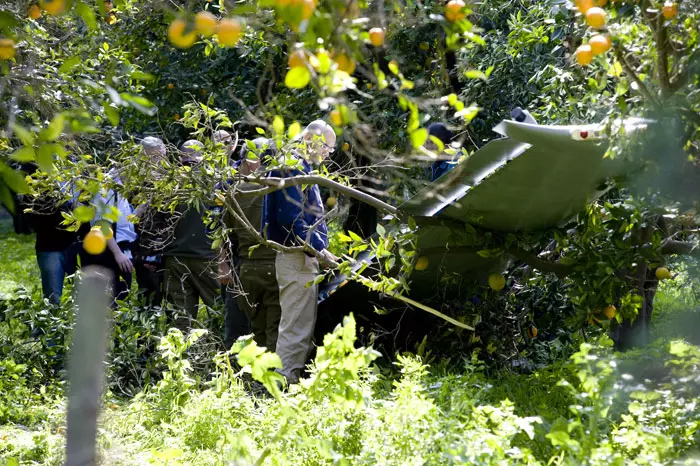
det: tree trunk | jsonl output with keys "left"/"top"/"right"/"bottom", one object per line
{"left": 613, "top": 267, "right": 658, "bottom": 350}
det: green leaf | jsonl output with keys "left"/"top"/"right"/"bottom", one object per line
{"left": 103, "top": 104, "right": 120, "bottom": 126}
{"left": 10, "top": 146, "right": 36, "bottom": 162}
{"left": 75, "top": 1, "right": 98, "bottom": 30}
{"left": 288, "top": 121, "right": 301, "bottom": 139}
{"left": 2, "top": 168, "right": 29, "bottom": 194}
{"left": 59, "top": 56, "right": 81, "bottom": 74}
{"left": 36, "top": 145, "right": 56, "bottom": 173}
{"left": 0, "top": 183, "right": 14, "bottom": 214}
{"left": 39, "top": 114, "right": 65, "bottom": 142}
{"left": 272, "top": 115, "right": 284, "bottom": 135}
{"left": 255, "top": 127, "right": 265, "bottom": 135}
{"left": 12, "top": 124, "right": 35, "bottom": 146}
{"left": 285, "top": 66, "right": 311, "bottom": 89}
{"left": 130, "top": 70, "right": 155, "bottom": 81}
{"left": 464, "top": 69, "right": 488, "bottom": 81}
{"left": 74, "top": 205, "right": 96, "bottom": 222}
{"left": 0, "top": 11, "right": 20, "bottom": 29}
{"left": 410, "top": 128, "right": 428, "bottom": 148}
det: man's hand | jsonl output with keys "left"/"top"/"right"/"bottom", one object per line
{"left": 219, "top": 261, "right": 232, "bottom": 285}
{"left": 115, "top": 251, "right": 133, "bottom": 273}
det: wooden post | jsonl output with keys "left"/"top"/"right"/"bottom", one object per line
{"left": 64, "top": 266, "right": 113, "bottom": 466}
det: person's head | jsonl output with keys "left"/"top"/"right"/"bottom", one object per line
{"left": 140, "top": 136, "right": 167, "bottom": 163}
{"left": 179, "top": 139, "right": 204, "bottom": 165}
{"left": 213, "top": 130, "right": 234, "bottom": 158}
{"left": 301, "top": 120, "right": 336, "bottom": 164}
{"left": 240, "top": 137, "right": 275, "bottom": 172}
{"left": 425, "top": 122, "right": 454, "bottom": 152}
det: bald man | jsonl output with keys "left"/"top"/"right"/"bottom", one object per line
{"left": 262, "top": 120, "right": 339, "bottom": 384}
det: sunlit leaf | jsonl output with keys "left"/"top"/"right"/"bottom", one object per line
{"left": 285, "top": 66, "right": 311, "bottom": 89}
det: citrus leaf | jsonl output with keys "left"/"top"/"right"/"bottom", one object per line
{"left": 2, "top": 168, "right": 29, "bottom": 194}
{"left": 74, "top": 205, "right": 96, "bottom": 222}
{"left": 75, "top": 1, "right": 98, "bottom": 30}
{"left": 410, "top": 128, "right": 428, "bottom": 148}
{"left": 10, "top": 146, "right": 35, "bottom": 162}
{"left": 59, "top": 56, "right": 81, "bottom": 74}
{"left": 285, "top": 66, "right": 311, "bottom": 89}
{"left": 39, "top": 114, "right": 65, "bottom": 142}
{"left": 12, "top": 124, "right": 35, "bottom": 146}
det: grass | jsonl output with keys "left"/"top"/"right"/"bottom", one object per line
{"left": 0, "top": 219, "right": 39, "bottom": 297}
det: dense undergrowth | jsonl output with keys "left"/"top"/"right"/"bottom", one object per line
{"left": 1, "top": 222, "right": 700, "bottom": 465}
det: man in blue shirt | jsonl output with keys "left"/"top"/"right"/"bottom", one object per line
{"left": 262, "top": 120, "right": 339, "bottom": 384}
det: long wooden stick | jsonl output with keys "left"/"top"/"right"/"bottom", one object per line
{"left": 65, "top": 266, "right": 113, "bottom": 466}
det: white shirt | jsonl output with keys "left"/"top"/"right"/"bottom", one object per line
{"left": 91, "top": 179, "right": 137, "bottom": 257}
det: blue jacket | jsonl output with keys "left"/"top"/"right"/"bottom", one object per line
{"left": 431, "top": 159, "right": 457, "bottom": 181}
{"left": 262, "top": 157, "right": 328, "bottom": 253}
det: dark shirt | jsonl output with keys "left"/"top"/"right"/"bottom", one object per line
{"left": 262, "top": 156, "right": 328, "bottom": 253}
{"left": 224, "top": 181, "right": 276, "bottom": 261}
{"left": 31, "top": 199, "right": 77, "bottom": 252}
{"left": 164, "top": 204, "right": 215, "bottom": 259}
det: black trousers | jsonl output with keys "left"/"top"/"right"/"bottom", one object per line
{"left": 134, "top": 257, "right": 164, "bottom": 306}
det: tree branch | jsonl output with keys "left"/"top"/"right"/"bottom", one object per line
{"left": 614, "top": 45, "right": 659, "bottom": 107}
{"left": 506, "top": 248, "right": 576, "bottom": 277}
{"left": 660, "top": 239, "right": 700, "bottom": 256}
{"left": 237, "top": 174, "right": 399, "bottom": 216}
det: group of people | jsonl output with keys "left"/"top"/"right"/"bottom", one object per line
{"left": 29, "top": 119, "right": 340, "bottom": 384}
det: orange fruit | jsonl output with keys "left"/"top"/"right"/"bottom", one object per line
{"left": 28, "top": 4, "right": 42, "bottom": 19}
{"left": 342, "top": 142, "right": 350, "bottom": 151}
{"left": 167, "top": 83, "right": 175, "bottom": 90}
{"left": 195, "top": 11, "right": 218, "bottom": 37}
{"left": 662, "top": 2, "right": 677, "bottom": 19}
{"left": 575, "top": 44, "right": 593, "bottom": 66}
{"left": 334, "top": 53, "right": 356, "bottom": 74}
{"left": 104, "top": 1, "right": 113, "bottom": 12}
{"left": 589, "top": 34, "right": 611, "bottom": 55}
{"left": 173, "top": 113, "right": 181, "bottom": 121}
{"left": 301, "top": 0, "right": 316, "bottom": 19}
{"left": 655, "top": 267, "right": 672, "bottom": 280}
{"left": 445, "top": 0, "right": 466, "bottom": 22}
{"left": 597, "top": 0, "right": 607, "bottom": 5}
{"left": 105, "top": 12, "right": 116, "bottom": 24}
{"left": 84, "top": 229, "right": 107, "bottom": 255}
{"left": 585, "top": 7, "right": 607, "bottom": 29}
{"left": 330, "top": 110, "right": 342, "bottom": 126}
{"left": 326, "top": 196, "right": 337, "bottom": 207}
{"left": 575, "top": 0, "right": 595, "bottom": 13}
{"left": 217, "top": 18, "right": 243, "bottom": 47}
{"left": 603, "top": 305, "right": 617, "bottom": 320}
{"left": 168, "top": 18, "right": 197, "bottom": 49}
{"left": 488, "top": 273, "right": 506, "bottom": 291}
{"left": 415, "top": 256, "right": 429, "bottom": 271}
{"left": 526, "top": 325, "right": 538, "bottom": 338}
{"left": 0, "top": 39, "right": 16, "bottom": 60}
{"left": 288, "top": 49, "right": 308, "bottom": 68}
{"left": 368, "top": 27, "right": 385, "bottom": 47}
{"left": 40, "top": 0, "right": 67, "bottom": 15}
{"left": 419, "top": 41, "right": 430, "bottom": 51}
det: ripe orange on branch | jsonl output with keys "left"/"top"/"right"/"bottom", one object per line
{"left": 195, "top": 11, "right": 218, "bottom": 37}
{"left": 0, "top": 39, "right": 16, "bottom": 60}
{"left": 575, "top": 44, "right": 593, "bottom": 66}
{"left": 40, "top": 0, "right": 67, "bottom": 16}
{"left": 369, "top": 28, "right": 386, "bottom": 47}
{"left": 168, "top": 18, "right": 197, "bottom": 49}
{"left": 662, "top": 2, "right": 678, "bottom": 19}
{"left": 217, "top": 18, "right": 243, "bottom": 47}
{"left": 28, "top": 4, "right": 42, "bottom": 19}
{"left": 585, "top": 7, "right": 607, "bottom": 29}
{"left": 589, "top": 34, "right": 611, "bottom": 55}
{"left": 334, "top": 53, "right": 356, "bottom": 74}
{"left": 445, "top": 0, "right": 466, "bottom": 22}
{"left": 84, "top": 229, "right": 107, "bottom": 255}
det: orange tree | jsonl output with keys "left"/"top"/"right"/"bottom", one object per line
{"left": 1, "top": 0, "right": 699, "bottom": 361}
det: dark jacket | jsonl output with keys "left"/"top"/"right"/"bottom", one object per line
{"left": 262, "top": 156, "right": 328, "bottom": 253}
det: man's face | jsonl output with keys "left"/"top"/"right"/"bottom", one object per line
{"left": 306, "top": 130, "right": 336, "bottom": 163}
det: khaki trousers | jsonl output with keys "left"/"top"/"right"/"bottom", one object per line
{"left": 275, "top": 251, "right": 319, "bottom": 383}
{"left": 164, "top": 256, "right": 219, "bottom": 330}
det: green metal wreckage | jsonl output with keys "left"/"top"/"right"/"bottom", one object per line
{"left": 318, "top": 108, "right": 649, "bottom": 312}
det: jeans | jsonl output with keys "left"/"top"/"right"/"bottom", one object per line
{"left": 37, "top": 250, "right": 72, "bottom": 305}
